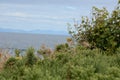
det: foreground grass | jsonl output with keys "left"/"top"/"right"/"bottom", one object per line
{"left": 0, "top": 46, "right": 120, "bottom": 80}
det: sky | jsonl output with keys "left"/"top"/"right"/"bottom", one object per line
{"left": 0, "top": 0, "right": 118, "bottom": 34}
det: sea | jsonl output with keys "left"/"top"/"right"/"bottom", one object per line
{"left": 0, "top": 32, "right": 68, "bottom": 55}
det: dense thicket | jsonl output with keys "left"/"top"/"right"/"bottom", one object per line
{"left": 68, "top": 1, "right": 120, "bottom": 53}
{"left": 0, "top": 47, "right": 120, "bottom": 80}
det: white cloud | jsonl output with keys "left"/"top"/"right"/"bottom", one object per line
{"left": 0, "top": 3, "right": 76, "bottom": 20}
{"left": 66, "top": 6, "right": 77, "bottom": 10}
{"left": 0, "top": 3, "right": 36, "bottom": 8}
{"left": 1, "top": 12, "right": 29, "bottom": 18}
{"left": 0, "top": 11, "right": 73, "bottom": 21}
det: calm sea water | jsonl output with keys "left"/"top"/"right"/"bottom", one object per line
{"left": 0, "top": 32, "right": 68, "bottom": 50}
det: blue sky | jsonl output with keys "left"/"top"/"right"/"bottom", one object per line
{"left": 0, "top": 0, "right": 118, "bottom": 34}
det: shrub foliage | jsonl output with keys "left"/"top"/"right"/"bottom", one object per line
{"left": 68, "top": 1, "right": 120, "bottom": 52}
{"left": 0, "top": 47, "right": 120, "bottom": 80}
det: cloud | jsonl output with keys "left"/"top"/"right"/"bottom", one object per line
{"left": 0, "top": 10, "right": 73, "bottom": 20}
{"left": 0, "top": 11, "right": 68, "bottom": 27}
{"left": 0, "top": 3, "right": 77, "bottom": 19}
{"left": 66, "top": 6, "right": 77, "bottom": 10}
{"left": 0, "top": 0, "right": 80, "bottom": 5}
{"left": 1, "top": 12, "right": 29, "bottom": 18}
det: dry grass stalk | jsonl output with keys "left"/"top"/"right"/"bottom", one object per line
{"left": 0, "top": 49, "right": 11, "bottom": 70}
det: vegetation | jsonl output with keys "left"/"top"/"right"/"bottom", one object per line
{"left": 0, "top": 46, "right": 120, "bottom": 80}
{"left": 68, "top": 1, "right": 120, "bottom": 53}
{"left": 55, "top": 43, "right": 69, "bottom": 52}
{"left": 37, "top": 44, "right": 52, "bottom": 57}
{"left": 15, "top": 49, "right": 21, "bottom": 57}
{"left": 0, "top": 0, "right": 120, "bottom": 80}
{"left": 0, "top": 49, "right": 10, "bottom": 70}
{"left": 25, "top": 47, "right": 37, "bottom": 67}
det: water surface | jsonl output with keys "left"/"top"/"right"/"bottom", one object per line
{"left": 0, "top": 32, "right": 68, "bottom": 50}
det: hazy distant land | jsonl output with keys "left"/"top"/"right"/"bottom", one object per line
{"left": 0, "top": 28, "right": 68, "bottom": 35}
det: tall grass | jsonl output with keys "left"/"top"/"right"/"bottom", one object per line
{"left": 0, "top": 49, "right": 11, "bottom": 70}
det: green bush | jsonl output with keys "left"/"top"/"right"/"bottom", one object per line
{"left": 15, "top": 49, "right": 21, "bottom": 57}
{"left": 68, "top": 1, "right": 120, "bottom": 53}
{"left": 55, "top": 43, "right": 69, "bottom": 52}
{"left": 25, "top": 47, "right": 37, "bottom": 67}
{"left": 4, "top": 57, "right": 17, "bottom": 69}
{"left": 0, "top": 46, "right": 120, "bottom": 80}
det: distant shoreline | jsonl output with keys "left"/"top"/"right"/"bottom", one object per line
{"left": 0, "top": 28, "right": 69, "bottom": 36}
